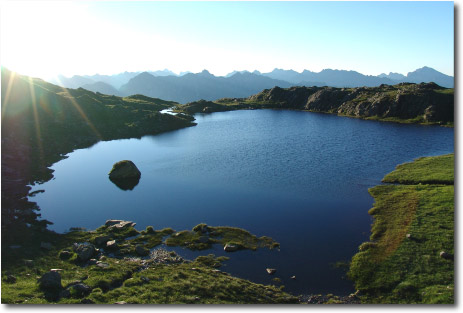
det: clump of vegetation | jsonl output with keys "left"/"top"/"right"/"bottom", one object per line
{"left": 348, "top": 154, "right": 454, "bottom": 303}
{"left": 165, "top": 223, "right": 279, "bottom": 251}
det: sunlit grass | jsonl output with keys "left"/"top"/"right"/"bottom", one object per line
{"left": 349, "top": 154, "right": 454, "bottom": 303}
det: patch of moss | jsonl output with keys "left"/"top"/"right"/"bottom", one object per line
{"left": 164, "top": 224, "right": 279, "bottom": 251}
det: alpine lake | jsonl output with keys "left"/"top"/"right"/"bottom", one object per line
{"left": 29, "top": 109, "right": 454, "bottom": 296}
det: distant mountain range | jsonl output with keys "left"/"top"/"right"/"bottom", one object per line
{"left": 48, "top": 66, "right": 453, "bottom": 104}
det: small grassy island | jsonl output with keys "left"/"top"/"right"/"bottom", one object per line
{"left": 349, "top": 154, "right": 454, "bottom": 304}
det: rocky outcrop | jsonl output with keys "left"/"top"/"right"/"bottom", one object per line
{"left": 181, "top": 82, "right": 454, "bottom": 125}
{"left": 108, "top": 160, "right": 141, "bottom": 180}
{"left": 178, "top": 100, "right": 229, "bottom": 114}
{"left": 248, "top": 86, "right": 320, "bottom": 110}
{"left": 108, "top": 161, "right": 141, "bottom": 190}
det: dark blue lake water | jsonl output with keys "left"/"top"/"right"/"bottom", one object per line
{"left": 30, "top": 109, "right": 454, "bottom": 295}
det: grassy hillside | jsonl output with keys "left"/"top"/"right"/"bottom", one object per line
{"left": 176, "top": 83, "right": 454, "bottom": 126}
{"left": 348, "top": 154, "right": 454, "bottom": 303}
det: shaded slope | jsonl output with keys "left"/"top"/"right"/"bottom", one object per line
{"left": 1, "top": 68, "right": 195, "bottom": 231}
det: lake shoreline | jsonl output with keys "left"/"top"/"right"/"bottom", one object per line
{"left": 1, "top": 72, "right": 454, "bottom": 302}
{"left": 2, "top": 154, "right": 453, "bottom": 303}
{"left": 174, "top": 82, "right": 454, "bottom": 127}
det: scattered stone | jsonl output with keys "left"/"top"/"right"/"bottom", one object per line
{"left": 106, "top": 240, "right": 117, "bottom": 249}
{"left": 73, "top": 243, "right": 96, "bottom": 262}
{"left": 406, "top": 233, "right": 412, "bottom": 239}
{"left": 440, "top": 251, "right": 454, "bottom": 260}
{"left": 23, "top": 259, "right": 34, "bottom": 267}
{"left": 115, "top": 301, "right": 127, "bottom": 304}
{"left": 150, "top": 248, "right": 184, "bottom": 264}
{"left": 96, "top": 262, "right": 110, "bottom": 268}
{"left": 112, "top": 221, "right": 136, "bottom": 230}
{"left": 266, "top": 268, "right": 276, "bottom": 275}
{"left": 40, "top": 242, "right": 53, "bottom": 250}
{"left": 38, "top": 271, "right": 62, "bottom": 290}
{"left": 105, "top": 219, "right": 124, "bottom": 226}
{"left": 105, "top": 220, "right": 136, "bottom": 230}
{"left": 135, "top": 245, "right": 150, "bottom": 256}
{"left": 59, "top": 250, "right": 72, "bottom": 260}
{"left": 88, "top": 259, "right": 98, "bottom": 265}
{"left": 4, "top": 275, "right": 17, "bottom": 283}
{"left": 347, "top": 292, "right": 359, "bottom": 301}
{"left": 290, "top": 276, "right": 296, "bottom": 280}
{"left": 108, "top": 160, "right": 141, "bottom": 180}
{"left": 69, "top": 283, "right": 92, "bottom": 297}
{"left": 224, "top": 243, "right": 239, "bottom": 252}
{"left": 50, "top": 269, "right": 63, "bottom": 272}
{"left": 94, "top": 235, "right": 111, "bottom": 246}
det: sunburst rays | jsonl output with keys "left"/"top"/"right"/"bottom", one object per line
{"left": 52, "top": 76, "right": 102, "bottom": 140}
{"left": 27, "top": 76, "right": 44, "bottom": 164}
{"left": 1, "top": 70, "right": 17, "bottom": 122}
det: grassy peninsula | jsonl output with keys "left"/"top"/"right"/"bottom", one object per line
{"left": 175, "top": 83, "right": 454, "bottom": 126}
{"left": 348, "top": 154, "right": 454, "bottom": 303}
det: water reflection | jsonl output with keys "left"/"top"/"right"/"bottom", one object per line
{"left": 109, "top": 176, "right": 140, "bottom": 191}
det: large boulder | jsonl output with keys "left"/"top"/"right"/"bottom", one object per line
{"left": 73, "top": 243, "right": 96, "bottom": 262}
{"left": 38, "top": 271, "right": 62, "bottom": 290}
{"left": 108, "top": 160, "right": 141, "bottom": 180}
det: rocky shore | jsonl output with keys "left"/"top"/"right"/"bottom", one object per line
{"left": 176, "top": 82, "right": 454, "bottom": 126}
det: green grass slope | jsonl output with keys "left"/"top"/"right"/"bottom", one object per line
{"left": 348, "top": 154, "right": 454, "bottom": 303}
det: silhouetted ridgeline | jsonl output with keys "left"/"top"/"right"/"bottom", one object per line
{"left": 50, "top": 66, "right": 453, "bottom": 104}
{"left": 178, "top": 83, "right": 454, "bottom": 125}
{"left": 1, "top": 68, "right": 195, "bottom": 232}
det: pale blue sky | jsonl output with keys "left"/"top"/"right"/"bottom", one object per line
{"left": 0, "top": 1, "right": 454, "bottom": 79}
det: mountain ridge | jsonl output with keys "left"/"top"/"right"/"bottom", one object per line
{"left": 46, "top": 66, "right": 453, "bottom": 104}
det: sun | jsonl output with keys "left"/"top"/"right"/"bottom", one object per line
{"left": 0, "top": 1, "right": 91, "bottom": 80}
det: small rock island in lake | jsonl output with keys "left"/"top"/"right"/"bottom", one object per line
{"left": 108, "top": 160, "right": 141, "bottom": 191}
